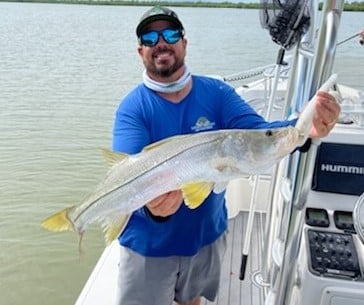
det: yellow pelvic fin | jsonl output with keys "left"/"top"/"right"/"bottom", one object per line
{"left": 41, "top": 207, "right": 74, "bottom": 232}
{"left": 101, "top": 148, "right": 129, "bottom": 168}
{"left": 182, "top": 182, "right": 214, "bottom": 209}
{"left": 103, "top": 213, "right": 131, "bottom": 245}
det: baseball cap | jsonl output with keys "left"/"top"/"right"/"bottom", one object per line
{"left": 136, "top": 6, "right": 184, "bottom": 37}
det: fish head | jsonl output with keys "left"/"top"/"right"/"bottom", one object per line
{"left": 245, "top": 127, "right": 300, "bottom": 158}
{"left": 218, "top": 127, "right": 301, "bottom": 174}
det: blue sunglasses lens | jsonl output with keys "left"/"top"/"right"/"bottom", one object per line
{"left": 140, "top": 29, "right": 182, "bottom": 47}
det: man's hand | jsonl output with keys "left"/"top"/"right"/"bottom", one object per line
{"left": 309, "top": 91, "right": 341, "bottom": 138}
{"left": 146, "top": 190, "right": 184, "bottom": 217}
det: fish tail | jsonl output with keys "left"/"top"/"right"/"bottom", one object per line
{"left": 295, "top": 74, "right": 338, "bottom": 144}
{"left": 41, "top": 207, "right": 75, "bottom": 232}
{"left": 42, "top": 207, "right": 88, "bottom": 255}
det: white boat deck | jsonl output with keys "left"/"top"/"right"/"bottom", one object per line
{"left": 75, "top": 211, "right": 266, "bottom": 305}
{"left": 203, "top": 211, "right": 266, "bottom": 305}
{"left": 75, "top": 239, "right": 119, "bottom": 305}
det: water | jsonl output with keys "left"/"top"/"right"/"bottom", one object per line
{"left": 0, "top": 2, "right": 363, "bottom": 305}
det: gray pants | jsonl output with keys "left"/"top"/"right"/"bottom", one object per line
{"left": 115, "top": 233, "right": 227, "bottom": 305}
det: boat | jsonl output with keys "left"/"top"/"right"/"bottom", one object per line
{"left": 75, "top": 1, "right": 364, "bottom": 304}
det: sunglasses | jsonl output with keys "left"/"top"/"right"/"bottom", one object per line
{"left": 139, "top": 28, "right": 183, "bottom": 47}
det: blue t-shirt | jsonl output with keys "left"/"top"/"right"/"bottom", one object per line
{"left": 112, "top": 75, "right": 294, "bottom": 257}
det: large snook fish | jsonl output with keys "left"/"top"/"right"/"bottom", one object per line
{"left": 41, "top": 75, "right": 337, "bottom": 247}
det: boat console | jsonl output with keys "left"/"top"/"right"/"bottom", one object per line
{"left": 289, "top": 123, "right": 364, "bottom": 305}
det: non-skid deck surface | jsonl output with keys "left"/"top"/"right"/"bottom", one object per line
{"left": 203, "top": 211, "right": 266, "bottom": 305}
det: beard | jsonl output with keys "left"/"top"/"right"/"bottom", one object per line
{"left": 144, "top": 46, "right": 185, "bottom": 78}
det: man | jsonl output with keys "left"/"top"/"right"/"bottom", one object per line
{"left": 112, "top": 6, "right": 340, "bottom": 305}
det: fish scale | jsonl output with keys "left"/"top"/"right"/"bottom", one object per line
{"left": 41, "top": 126, "right": 303, "bottom": 247}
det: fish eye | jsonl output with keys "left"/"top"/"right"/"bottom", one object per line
{"left": 265, "top": 130, "right": 273, "bottom": 136}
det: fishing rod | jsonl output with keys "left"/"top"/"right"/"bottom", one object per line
{"left": 222, "top": 30, "right": 362, "bottom": 84}
{"left": 336, "top": 32, "right": 361, "bottom": 46}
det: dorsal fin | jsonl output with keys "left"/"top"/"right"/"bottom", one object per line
{"left": 142, "top": 140, "right": 169, "bottom": 151}
{"left": 142, "top": 134, "right": 191, "bottom": 152}
{"left": 101, "top": 148, "right": 129, "bottom": 168}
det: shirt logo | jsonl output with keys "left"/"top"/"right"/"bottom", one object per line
{"left": 191, "top": 117, "right": 215, "bottom": 132}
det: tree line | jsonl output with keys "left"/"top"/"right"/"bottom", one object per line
{"left": 2, "top": 0, "right": 364, "bottom": 11}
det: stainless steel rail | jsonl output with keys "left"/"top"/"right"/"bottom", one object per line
{"left": 269, "top": 1, "right": 344, "bottom": 305}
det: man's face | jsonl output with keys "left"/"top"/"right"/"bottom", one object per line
{"left": 137, "top": 20, "right": 187, "bottom": 79}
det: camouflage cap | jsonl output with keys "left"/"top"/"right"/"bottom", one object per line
{"left": 136, "top": 6, "right": 184, "bottom": 37}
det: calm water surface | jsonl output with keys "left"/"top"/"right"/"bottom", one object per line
{"left": 0, "top": 3, "right": 363, "bottom": 305}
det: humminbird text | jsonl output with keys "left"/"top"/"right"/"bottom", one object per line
{"left": 321, "top": 164, "right": 364, "bottom": 175}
